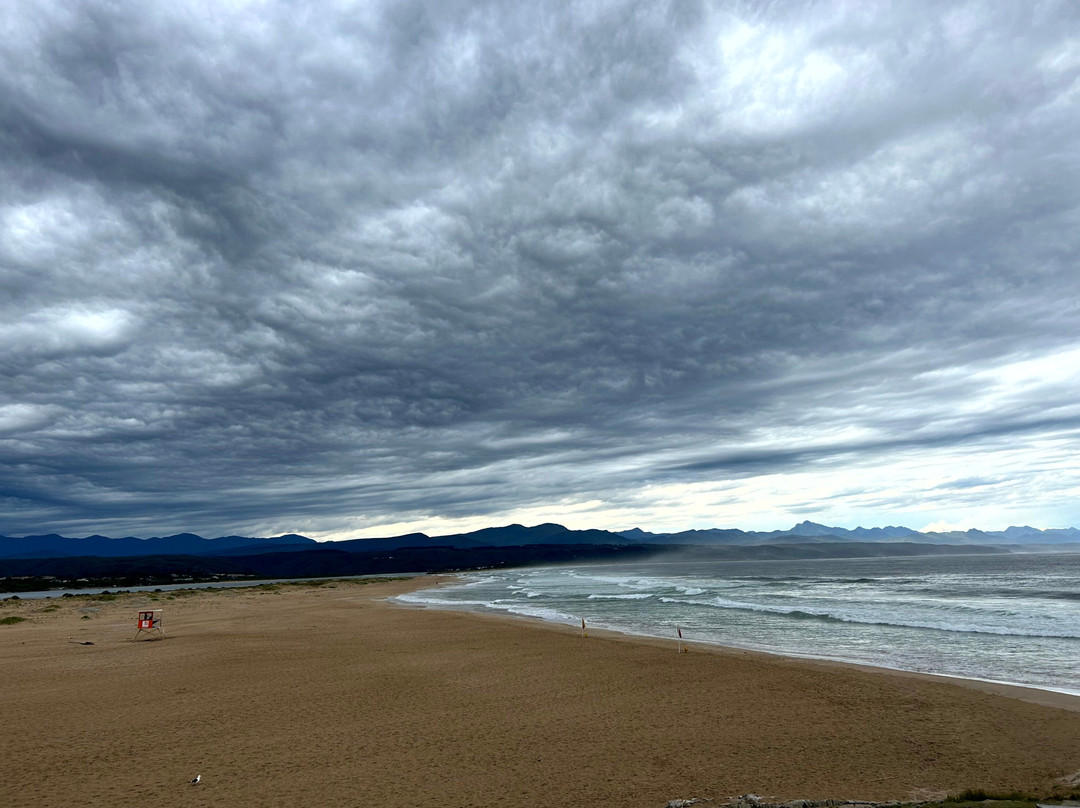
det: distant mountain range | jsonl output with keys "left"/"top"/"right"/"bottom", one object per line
{"left": 617, "top": 520, "right": 1080, "bottom": 547}
{"left": 1, "top": 521, "right": 1075, "bottom": 591}
{"left": 2, "top": 519, "right": 1078, "bottom": 561}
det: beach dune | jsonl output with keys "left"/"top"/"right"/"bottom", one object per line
{"left": 1, "top": 577, "right": 1078, "bottom": 808}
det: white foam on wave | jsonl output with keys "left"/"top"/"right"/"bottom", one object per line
{"left": 457, "top": 576, "right": 493, "bottom": 588}
{"left": 657, "top": 595, "right": 1080, "bottom": 638}
{"left": 396, "top": 587, "right": 575, "bottom": 624}
{"left": 587, "top": 592, "right": 653, "bottom": 600}
{"left": 565, "top": 571, "right": 665, "bottom": 590}
{"left": 501, "top": 604, "right": 578, "bottom": 623}
{"left": 395, "top": 593, "right": 494, "bottom": 608}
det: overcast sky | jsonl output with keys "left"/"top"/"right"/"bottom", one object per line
{"left": 2, "top": 0, "right": 1079, "bottom": 539}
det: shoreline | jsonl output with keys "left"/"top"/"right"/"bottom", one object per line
{"left": 4, "top": 576, "right": 1080, "bottom": 807}
{"left": 394, "top": 575, "right": 1080, "bottom": 713}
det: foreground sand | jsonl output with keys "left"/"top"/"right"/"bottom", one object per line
{"left": 2, "top": 577, "right": 1079, "bottom": 808}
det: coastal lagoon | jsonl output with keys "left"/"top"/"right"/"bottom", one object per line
{"left": 400, "top": 551, "right": 1080, "bottom": 696}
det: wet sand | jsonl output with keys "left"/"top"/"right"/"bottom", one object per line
{"left": 2, "top": 576, "right": 1079, "bottom": 808}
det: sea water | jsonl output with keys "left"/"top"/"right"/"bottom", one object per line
{"left": 397, "top": 552, "right": 1080, "bottom": 696}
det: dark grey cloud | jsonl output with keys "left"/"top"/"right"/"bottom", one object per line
{"left": 3, "top": 0, "right": 1080, "bottom": 537}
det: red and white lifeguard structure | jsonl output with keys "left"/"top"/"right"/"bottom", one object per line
{"left": 133, "top": 609, "right": 164, "bottom": 640}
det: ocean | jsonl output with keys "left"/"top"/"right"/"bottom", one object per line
{"left": 398, "top": 551, "right": 1080, "bottom": 696}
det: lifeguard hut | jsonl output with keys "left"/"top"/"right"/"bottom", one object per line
{"left": 133, "top": 609, "right": 164, "bottom": 640}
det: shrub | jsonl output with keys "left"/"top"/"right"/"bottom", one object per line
{"left": 951, "top": 790, "right": 990, "bottom": 802}
{"left": 945, "top": 790, "right": 1039, "bottom": 803}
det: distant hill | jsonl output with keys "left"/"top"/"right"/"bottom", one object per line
{"left": 3, "top": 520, "right": 1078, "bottom": 563}
{"left": 0, "top": 522, "right": 638, "bottom": 561}
{"left": 617, "top": 521, "right": 1080, "bottom": 547}
{"left": 0, "top": 532, "right": 318, "bottom": 559}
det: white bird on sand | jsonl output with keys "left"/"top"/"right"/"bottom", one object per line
{"left": 190, "top": 775, "right": 201, "bottom": 785}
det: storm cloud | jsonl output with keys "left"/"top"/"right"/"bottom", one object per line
{"left": 3, "top": 0, "right": 1079, "bottom": 538}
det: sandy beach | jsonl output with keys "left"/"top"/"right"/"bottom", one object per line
{"left": 2, "top": 576, "right": 1078, "bottom": 808}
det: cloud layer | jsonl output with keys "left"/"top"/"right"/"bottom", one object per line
{"left": 3, "top": 0, "right": 1080, "bottom": 537}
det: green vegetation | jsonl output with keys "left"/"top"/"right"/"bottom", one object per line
{"left": 946, "top": 790, "right": 1035, "bottom": 802}
{"left": 253, "top": 577, "right": 402, "bottom": 592}
{"left": 166, "top": 589, "right": 199, "bottom": 598}
{"left": 950, "top": 790, "right": 1032, "bottom": 803}
{"left": 0, "top": 615, "right": 27, "bottom": 625}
